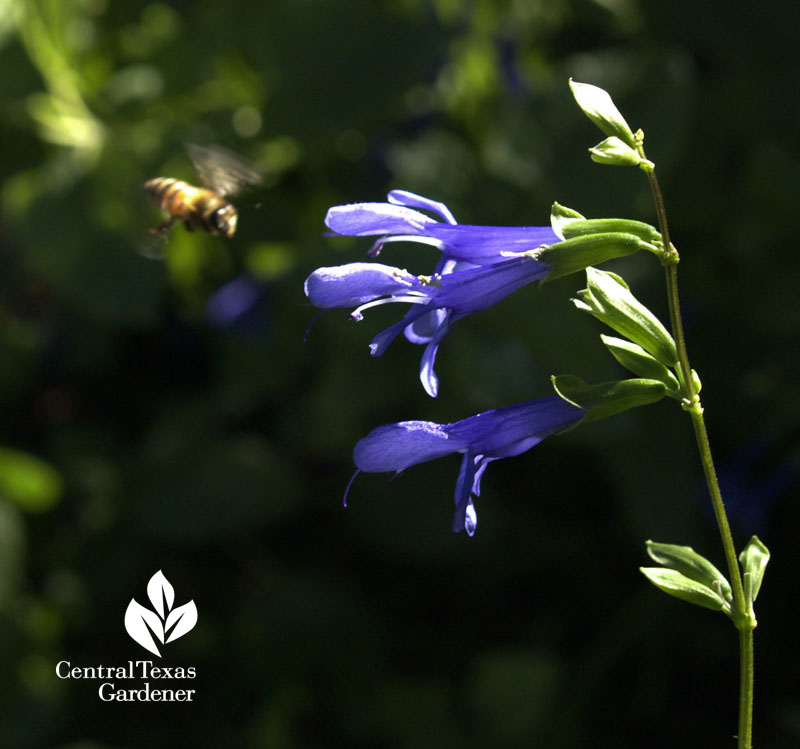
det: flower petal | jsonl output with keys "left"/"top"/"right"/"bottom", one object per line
{"left": 447, "top": 396, "right": 584, "bottom": 457}
{"left": 387, "top": 190, "right": 458, "bottom": 225}
{"left": 417, "top": 312, "right": 452, "bottom": 398}
{"left": 304, "top": 263, "right": 415, "bottom": 308}
{"left": 368, "top": 301, "right": 435, "bottom": 357}
{"left": 425, "top": 224, "right": 559, "bottom": 263}
{"left": 353, "top": 421, "right": 465, "bottom": 473}
{"left": 432, "top": 256, "right": 551, "bottom": 314}
{"left": 325, "top": 202, "right": 436, "bottom": 236}
{"left": 452, "top": 452, "right": 478, "bottom": 535}
{"left": 404, "top": 307, "right": 448, "bottom": 344}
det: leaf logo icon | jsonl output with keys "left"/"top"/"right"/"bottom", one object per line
{"left": 124, "top": 571, "right": 198, "bottom": 657}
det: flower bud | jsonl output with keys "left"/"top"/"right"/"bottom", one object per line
{"left": 569, "top": 79, "right": 637, "bottom": 150}
{"left": 739, "top": 536, "right": 769, "bottom": 603}
{"left": 574, "top": 268, "right": 678, "bottom": 366}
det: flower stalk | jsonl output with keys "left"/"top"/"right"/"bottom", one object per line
{"left": 638, "top": 144, "right": 755, "bottom": 749}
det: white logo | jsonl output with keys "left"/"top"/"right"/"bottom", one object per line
{"left": 124, "top": 571, "right": 198, "bottom": 657}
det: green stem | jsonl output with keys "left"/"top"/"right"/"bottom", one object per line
{"left": 639, "top": 155, "right": 755, "bottom": 749}
{"left": 740, "top": 629, "right": 754, "bottom": 748}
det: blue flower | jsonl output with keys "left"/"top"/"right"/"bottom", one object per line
{"left": 325, "top": 190, "right": 560, "bottom": 265}
{"left": 305, "top": 255, "right": 551, "bottom": 397}
{"left": 350, "top": 396, "right": 585, "bottom": 535}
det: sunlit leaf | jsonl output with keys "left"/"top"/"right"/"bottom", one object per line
{"left": 0, "top": 447, "right": 62, "bottom": 513}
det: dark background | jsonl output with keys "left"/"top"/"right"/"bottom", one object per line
{"left": 1, "top": 0, "right": 798, "bottom": 746}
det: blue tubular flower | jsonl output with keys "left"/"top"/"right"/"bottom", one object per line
{"left": 304, "top": 255, "right": 552, "bottom": 397}
{"left": 325, "top": 190, "right": 560, "bottom": 265}
{"left": 352, "top": 396, "right": 585, "bottom": 536}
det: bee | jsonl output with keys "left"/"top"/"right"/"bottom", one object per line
{"left": 144, "top": 143, "right": 261, "bottom": 238}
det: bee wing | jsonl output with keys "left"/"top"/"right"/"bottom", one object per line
{"left": 138, "top": 229, "right": 170, "bottom": 260}
{"left": 186, "top": 143, "right": 262, "bottom": 198}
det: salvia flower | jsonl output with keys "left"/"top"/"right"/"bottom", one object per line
{"left": 351, "top": 396, "right": 585, "bottom": 536}
{"left": 325, "top": 190, "right": 560, "bottom": 266}
{"left": 305, "top": 255, "right": 552, "bottom": 397}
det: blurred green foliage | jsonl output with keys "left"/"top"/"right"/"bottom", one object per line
{"left": 1, "top": 0, "right": 799, "bottom": 746}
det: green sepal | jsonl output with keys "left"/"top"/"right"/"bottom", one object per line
{"left": 535, "top": 233, "right": 645, "bottom": 282}
{"left": 560, "top": 218, "right": 662, "bottom": 247}
{"left": 739, "top": 536, "right": 769, "bottom": 603}
{"left": 645, "top": 540, "right": 733, "bottom": 605}
{"left": 640, "top": 567, "right": 731, "bottom": 614}
{"left": 552, "top": 375, "right": 666, "bottom": 423}
{"left": 569, "top": 79, "right": 637, "bottom": 150}
{"left": 589, "top": 136, "right": 642, "bottom": 166}
{"left": 550, "top": 202, "right": 585, "bottom": 240}
{"left": 600, "top": 336, "right": 681, "bottom": 392}
{"left": 574, "top": 268, "right": 678, "bottom": 366}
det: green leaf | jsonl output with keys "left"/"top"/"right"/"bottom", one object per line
{"left": 739, "top": 536, "right": 769, "bottom": 602}
{"left": 640, "top": 567, "right": 731, "bottom": 613}
{"left": 0, "top": 447, "right": 63, "bottom": 513}
{"left": 646, "top": 540, "right": 732, "bottom": 605}
{"left": 569, "top": 80, "right": 637, "bottom": 149}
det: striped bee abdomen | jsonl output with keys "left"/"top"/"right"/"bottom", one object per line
{"left": 144, "top": 177, "right": 236, "bottom": 236}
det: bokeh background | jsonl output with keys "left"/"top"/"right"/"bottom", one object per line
{"left": 1, "top": 0, "right": 799, "bottom": 746}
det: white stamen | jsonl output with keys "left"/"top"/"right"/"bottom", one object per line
{"left": 350, "top": 294, "right": 428, "bottom": 319}
{"left": 368, "top": 234, "right": 445, "bottom": 258}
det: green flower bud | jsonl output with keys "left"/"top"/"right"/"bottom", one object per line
{"left": 569, "top": 79, "right": 637, "bottom": 150}
{"left": 574, "top": 268, "right": 678, "bottom": 366}
{"left": 739, "top": 536, "right": 769, "bottom": 603}
{"left": 551, "top": 375, "right": 666, "bottom": 423}
{"left": 600, "top": 335, "right": 680, "bottom": 392}
{"left": 534, "top": 233, "right": 645, "bottom": 282}
{"left": 589, "top": 136, "right": 643, "bottom": 166}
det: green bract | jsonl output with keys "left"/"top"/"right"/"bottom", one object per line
{"left": 549, "top": 202, "right": 585, "bottom": 240}
{"left": 569, "top": 79, "right": 637, "bottom": 150}
{"left": 589, "top": 136, "right": 642, "bottom": 166}
{"left": 574, "top": 269, "right": 678, "bottom": 366}
{"left": 549, "top": 203, "right": 662, "bottom": 248}
{"left": 600, "top": 336, "right": 680, "bottom": 393}
{"left": 551, "top": 375, "right": 666, "bottom": 423}
{"left": 535, "top": 233, "right": 645, "bottom": 281}
{"left": 560, "top": 219, "right": 662, "bottom": 247}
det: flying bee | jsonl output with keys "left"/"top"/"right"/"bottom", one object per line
{"left": 144, "top": 143, "right": 261, "bottom": 239}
